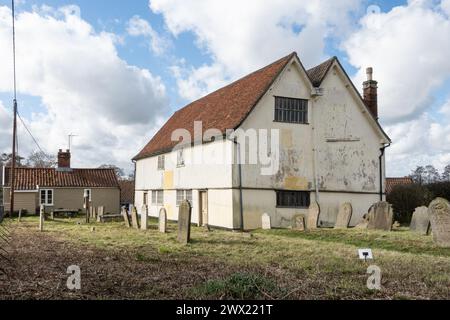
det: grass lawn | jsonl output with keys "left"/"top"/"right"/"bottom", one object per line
{"left": 0, "top": 216, "right": 449, "bottom": 300}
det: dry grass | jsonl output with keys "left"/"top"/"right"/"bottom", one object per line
{"left": 0, "top": 216, "right": 449, "bottom": 300}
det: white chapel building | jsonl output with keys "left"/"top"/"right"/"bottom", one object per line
{"left": 133, "top": 52, "right": 391, "bottom": 230}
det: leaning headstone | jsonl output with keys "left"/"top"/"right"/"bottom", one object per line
{"left": 130, "top": 205, "right": 140, "bottom": 229}
{"left": 39, "top": 205, "right": 44, "bottom": 232}
{"left": 177, "top": 200, "right": 192, "bottom": 244}
{"left": 410, "top": 206, "right": 431, "bottom": 235}
{"left": 367, "top": 202, "right": 394, "bottom": 231}
{"left": 122, "top": 207, "right": 131, "bottom": 228}
{"left": 261, "top": 213, "right": 271, "bottom": 230}
{"left": 141, "top": 205, "right": 148, "bottom": 231}
{"left": 428, "top": 198, "right": 450, "bottom": 248}
{"left": 335, "top": 203, "right": 353, "bottom": 229}
{"left": 291, "top": 214, "right": 306, "bottom": 231}
{"left": 307, "top": 201, "right": 320, "bottom": 230}
{"left": 159, "top": 208, "right": 167, "bottom": 233}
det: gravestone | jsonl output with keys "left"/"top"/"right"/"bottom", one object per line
{"left": 307, "top": 201, "right": 320, "bottom": 230}
{"left": 335, "top": 203, "right": 353, "bottom": 229}
{"left": 130, "top": 205, "right": 140, "bottom": 229}
{"left": 428, "top": 198, "right": 450, "bottom": 248}
{"left": 91, "top": 207, "right": 97, "bottom": 220}
{"left": 291, "top": 214, "right": 306, "bottom": 231}
{"left": 367, "top": 202, "right": 393, "bottom": 231}
{"left": 141, "top": 205, "right": 148, "bottom": 231}
{"left": 261, "top": 213, "right": 271, "bottom": 230}
{"left": 159, "top": 208, "right": 167, "bottom": 233}
{"left": 122, "top": 206, "right": 131, "bottom": 228}
{"left": 177, "top": 200, "right": 192, "bottom": 244}
{"left": 97, "top": 206, "right": 105, "bottom": 223}
{"left": 410, "top": 206, "right": 430, "bottom": 235}
{"left": 39, "top": 205, "right": 44, "bottom": 232}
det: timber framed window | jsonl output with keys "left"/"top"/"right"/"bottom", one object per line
{"left": 151, "top": 190, "right": 164, "bottom": 206}
{"left": 40, "top": 189, "right": 54, "bottom": 206}
{"left": 157, "top": 155, "right": 165, "bottom": 170}
{"left": 176, "top": 190, "right": 193, "bottom": 206}
{"left": 274, "top": 96, "right": 308, "bottom": 124}
{"left": 276, "top": 191, "right": 310, "bottom": 208}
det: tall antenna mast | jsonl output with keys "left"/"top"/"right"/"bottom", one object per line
{"left": 9, "top": 0, "right": 18, "bottom": 217}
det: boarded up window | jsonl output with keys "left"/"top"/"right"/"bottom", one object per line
{"left": 274, "top": 97, "right": 308, "bottom": 124}
{"left": 276, "top": 191, "right": 310, "bottom": 208}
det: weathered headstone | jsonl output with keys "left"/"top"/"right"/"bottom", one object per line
{"left": 261, "top": 213, "right": 271, "bottom": 230}
{"left": 159, "top": 208, "right": 167, "bottom": 233}
{"left": 428, "top": 198, "right": 450, "bottom": 248}
{"left": 141, "top": 205, "right": 148, "bottom": 231}
{"left": 292, "top": 214, "right": 306, "bottom": 231}
{"left": 39, "top": 205, "right": 44, "bottom": 232}
{"left": 91, "top": 206, "right": 97, "bottom": 220}
{"left": 335, "top": 203, "right": 353, "bottom": 229}
{"left": 130, "top": 205, "right": 140, "bottom": 229}
{"left": 367, "top": 202, "right": 394, "bottom": 231}
{"left": 177, "top": 200, "right": 192, "bottom": 244}
{"left": 97, "top": 206, "right": 105, "bottom": 223}
{"left": 307, "top": 201, "right": 320, "bottom": 230}
{"left": 410, "top": 206, "right": 431, "bottom": 235}
{"left": 122, "top": 206, "right": 131, "bottom": 228}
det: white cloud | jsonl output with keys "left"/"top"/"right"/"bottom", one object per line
{"left": 127, "top": 15, "right": 170, "bottom": 55}
{"left": 343, "top": 0, "right": 450, "bottom": 123}
{"left": 150, "top": 0, "right": 361, "bottom": 100}
{"left": 0, "top": 5, "right": 169, "bottom": 171}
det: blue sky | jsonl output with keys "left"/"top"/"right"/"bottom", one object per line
{"left": 0, "top": 0, "right": 450, "bottom": 176}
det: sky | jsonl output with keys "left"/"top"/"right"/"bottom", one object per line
{"left": 0, "top": 0, "right": 450, "bottom": 177}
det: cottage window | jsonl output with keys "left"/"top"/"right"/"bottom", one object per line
{"left": 276, "top": 191, "right": 310, "bottom": 208}
{"left": 84, "top": 189, "right": 92, "bottom": 201}
{"left": 274, "top": 97, "right": 308, "bottom": 124}
{"left": 177, "top": 149, "right": 185, "bottom": 167}
{"left": 158, "top": 155, "right": 165, "bottom": 171}
{"left": 176, "top": 190, "right": 193, "bottom": 206}
{"left": 152, "top": 190, "right": 164, "bottom": 206}
{"left": 40, "top": 189, "right": 53, "bottom": 206}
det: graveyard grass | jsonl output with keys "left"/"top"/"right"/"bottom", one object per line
{"left": 1, "top": 216, "right": 449, "bottom": 300}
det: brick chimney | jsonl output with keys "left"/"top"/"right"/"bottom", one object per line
{"left": 57, "top": 149, "right": 71, "bottom": 168}
{"left": 363, "top": 67, "right": 378, "bottom": 119}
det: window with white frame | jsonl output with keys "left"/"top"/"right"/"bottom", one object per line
{"left": 151, "top": 190, "right": 164, "bottom": 205}
{"left": 176, "top": 190, "right": 192, "bottom": 206}
{"left": 40, "top": 189, "right": 53, "bottom": 206}
{"left": 157, "top": 155, "right": 165, "bottom": 170}
{"left": 177, "top": 148, "right": 185, "bottom": 167}
{"left": 84, "top": 189, "right": 92, "bottom": 201}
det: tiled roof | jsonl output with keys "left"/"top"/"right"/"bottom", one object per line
{"left": 133, "top": 53, "right": 389, "bottom": 161}
{"left": 133, "top": 52, "right": 297, "bottom": 160}
{"left": 306, "top": 57, "right": 336, "bottom": 87}
{"left": 3, "top": 167, "right": 120, "bottom": 190}
{"left": 386, "top": 177, "right": 414, "bottom": 194}
{"left": 119, "top": 180, "right": 135, "bottom": 204}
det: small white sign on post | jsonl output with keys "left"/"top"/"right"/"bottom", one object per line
{"left": 358, "top": 249, "right": 374, "bottom": 260}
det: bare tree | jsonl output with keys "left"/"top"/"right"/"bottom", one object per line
{"left": 26, "top": 151, "right": 57, "bottom": 168}
{"left": 0, "top": 153, "right": 25, "bottom": 167}
{"left": 98, "top": 164, "right": 125, "bottom": 179}
{"left": 424, "top": 165, "right": 440, "bottom": 184}
{"left": 442, "top": 165, "right": 450, "bottom": 182}
{"left": 410, "top": 166, "right": 426, "bottom": 184}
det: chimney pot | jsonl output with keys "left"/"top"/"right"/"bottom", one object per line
{"left": 366, "top": 67, "right": 373, "bottom": 81}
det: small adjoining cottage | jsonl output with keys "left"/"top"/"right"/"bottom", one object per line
{"left": 2, "top": 149, "right": 120, "bottom": 215}
{"left": 133, "top": 52, "right": 391, "bottom": 230}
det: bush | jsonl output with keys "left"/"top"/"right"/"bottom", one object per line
{"left": 426, "top": 182, "right": 450, "bottom": 202}
{"left": 387, "top": 184, "right": 433, "bottom": 224}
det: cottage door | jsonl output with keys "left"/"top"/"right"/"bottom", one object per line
{"left": 199, "top": 191, "right": 208, "bottom": 226}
